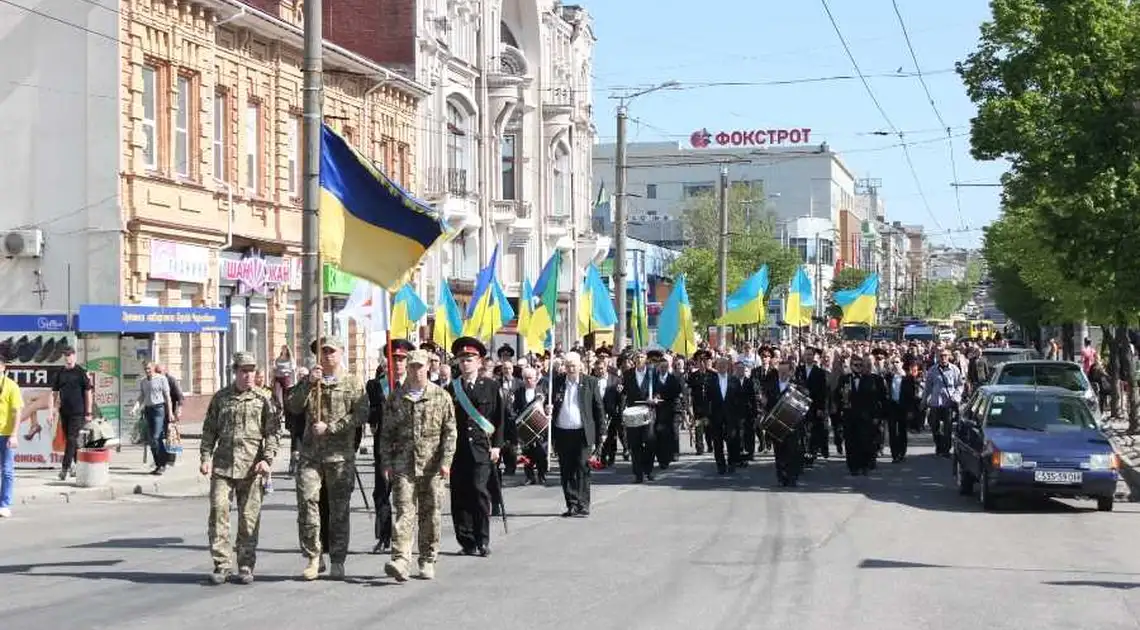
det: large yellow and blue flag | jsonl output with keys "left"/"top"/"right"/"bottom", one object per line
{"left": 527, "top": 251, "right": 561, "bottom": 348}
{"left": 834, "top": 272, "right": 879, "bottom": 325}
{"left": 518, "top": 277, "right": 548, "bottom": 351}
{"left": 463, "top": 245, "right": 515, "bottom": 339}
{"left": 783, "top": 266, "right": 815, "bottom": 327}
{"left": 389, "top": 283, "right": 427, "bottom": 339}
{"left": 716, "top": 264, "right": 769, "bottom": 325}
{"left": 630, "top": 256, "right": 650, "bottom": 348}
{"left": 318, "top": 124, "right": 444, "bottom": 289}
{"left": 657, "top": 274, "right": 696, "bottom": 356}
{"left": 432, "top": 281, "right": 463, "bottom": 349}
{"left": 577, "top": 264, "right": 618, "bottom": 337}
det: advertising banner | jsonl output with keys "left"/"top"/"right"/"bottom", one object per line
{"left": 83, "top": 335, "right": 122, "bottom": 437}
{"left": 3, "top": 330, "right": 77, "bottom": 468}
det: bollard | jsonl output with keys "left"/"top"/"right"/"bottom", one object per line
{"left": 76, "top": 447, "right": 112, "bottom": 488}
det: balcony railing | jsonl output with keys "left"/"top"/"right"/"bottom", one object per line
{"left": 447, "top": 168, "right": 469, "bottom": 196}
{"left": 423, "top": 166, "right": 471, "bottom": 198}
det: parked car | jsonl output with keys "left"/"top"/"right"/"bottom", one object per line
{"left": 981, "top": 347, "right": 1040, "bottom": 369}
{"left": 952, "top": 385, "right": 1118, "bottom": 512}
{"left": 989, "top": 360, "right": 1099, "bottom": 416}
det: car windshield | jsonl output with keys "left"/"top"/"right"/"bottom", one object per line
{"left": 983, "top": 351, "right": 1030, "bottom": 368}
{"left": 996, "top": 364, "right": 1088, "bottom": 392}
{"left": 985, "top": 393, "right": 1097, "bottom": 432}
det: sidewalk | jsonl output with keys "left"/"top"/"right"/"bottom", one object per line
{"left": 1102, "top": 417, "right": 1140, "bottom": 501}
{"left": 12, "top": 440, "right": 209, "bottom": 506}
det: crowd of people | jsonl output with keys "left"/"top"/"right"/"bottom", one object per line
{"left": 197, "top": 332, "right": 1019, "bottom": 585}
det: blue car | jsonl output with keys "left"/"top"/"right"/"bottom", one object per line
{"left": 952, "top": 385, "right": 1118, "bottom": 512}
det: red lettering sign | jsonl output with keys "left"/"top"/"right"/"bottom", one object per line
{"left": 690, "top": 128, "right": 813, "bottom": 148}
{"left": 222, "top": 254, "right": 290, "bottom": 295}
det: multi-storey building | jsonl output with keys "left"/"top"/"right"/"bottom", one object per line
{"left": 361, "top": 0, "right": 600, "bottom": 349}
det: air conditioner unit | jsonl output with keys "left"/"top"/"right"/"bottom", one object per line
{"left": 2, "top": 229, "right": 44, "bottom": 258}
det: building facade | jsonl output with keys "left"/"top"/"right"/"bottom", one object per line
{"left": 120, "top": 0, "right": 427, "bottom": 394}
{"left": 367, "top": 0, "right": 600, "bottom": 349}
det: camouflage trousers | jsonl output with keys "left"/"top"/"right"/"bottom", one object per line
{"left": 208, "top": 474, "right": 264, "bottom": 571}
{"left": 296, "top": 459, "right": 355, "bottom": 562}
{"left": 390, "top": 473, "right": 443, "bottom": 566}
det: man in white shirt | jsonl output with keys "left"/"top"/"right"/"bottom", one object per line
{"left": 548, "top": 352, "right": 605, "bottom": 517}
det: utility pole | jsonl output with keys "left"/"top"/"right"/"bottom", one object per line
{"left": 299, "top": 0, "right": 323, "bottom": 348}
{"left": 613, "top": 105, "right": 629, "bottom": 350}
{"left": 717, "top": 165, "right": 729, "bottom": 350}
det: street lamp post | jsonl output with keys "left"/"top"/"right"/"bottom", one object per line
{"left": 612, "top": 80, "right": 679, "bottom": 350}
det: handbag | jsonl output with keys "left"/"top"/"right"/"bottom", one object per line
{"left": 164, "top": 421, "right": 184, "bottom": 464}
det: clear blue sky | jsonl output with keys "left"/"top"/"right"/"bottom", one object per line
{"left": 587, "top": 0, "right": 1006, "bottom": 248}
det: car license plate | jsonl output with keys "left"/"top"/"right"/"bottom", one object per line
{"left": 1034, "top": 470, "right": 1082, "bottom": 484}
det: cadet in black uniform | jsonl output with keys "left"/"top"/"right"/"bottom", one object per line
{"left": 447, "top": 336, "right": 505, "bottom": 557}
{"left": 366, "top": 338, "right": 414, "bottom": 553}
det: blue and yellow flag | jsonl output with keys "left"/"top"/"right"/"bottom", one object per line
{"left": 518, "top": 277, "right": 549, "bottom": 351}
{"left": 783, "top": 266, "right": 815, "bottom": 327}
{"left": 657, "top": 275, "right": 696, "bottom": 356}
{"left": 318, "top": 124, "right": 444, "bottom": 289}
{"left": 389, "top": 284, "right": 427, "bottom": 339}
{"left": 630, "top": 256, "right": 650, "bottom": 349}
{"left": 834, "top": 272, "right": 879, "bottom": 325}
{"left": 577, "top": 264, "right": 618, "bottom": 336}
{"left": 716, "top": 264, "right": 769, "bottom": 326}
{"left": 526, "top": 251, "right": 561, "bottom": 348}
{"left": 432, "top": 281, "right": 463, "bottom": 349}
{"left": 463, "top": 245, "right": 515, "bottom": 339}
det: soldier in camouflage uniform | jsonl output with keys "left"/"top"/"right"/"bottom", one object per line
{"left": 199, "top": 351, "right": 280, "bottom": 585}
{"left": 379, "top": 349, "right": 457, "bottom": 582}
{"left": 286, "top": 336, "right": 369, "bottom": 581}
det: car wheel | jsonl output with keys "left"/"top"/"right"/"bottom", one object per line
{"left": 979, "top": 469, "right": 996, "bottom": 511}
{"left": 1097, "top": 496, "right": 1114, "bottom": 512}
{"left": 954, "top": 458, "right": 975, "bottom": 496}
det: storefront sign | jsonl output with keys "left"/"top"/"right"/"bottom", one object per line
{"left": 83, "top": 335, "right": 121, "bottom": 425}
{"left": 690, "top": 127, "right": 813, "bottom": 148}
{"left": 77, "top": 305, "right": 230, "bottom": 333}
{"left": 323, "top": 263, "right": 358, "bottom": 295}
{"left": 0, "top": 314, "right": 69, "bottom": 331}
{"left": 149, "top": 239, "right": 211, "bottom": 284}
{"left": 1, "top": 329, "right": 78, "bottom": 468}
{"left": 220, "top": 251, "right": 291, "bottom": 295}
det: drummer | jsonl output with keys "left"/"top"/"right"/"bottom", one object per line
{"left": 761, "top": 358, "right": 805, "bottom": 487}
{"left": 513, "top": 366, "right": 548, "bottom": 485}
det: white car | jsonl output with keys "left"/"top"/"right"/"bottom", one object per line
{"left": 988, "top": 360, "right": 1101, "bottom": 421}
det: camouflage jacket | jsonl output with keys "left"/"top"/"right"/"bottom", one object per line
{"left": 286, "top": 374, "right": 369, "bottom": 462}
{"left": 200, "top": 384, "right": 280, "bottom": 479}
{"left": 379, "top": 381, "right": 457, "bottom": 477}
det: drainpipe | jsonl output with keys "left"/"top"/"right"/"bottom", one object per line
{"left": 216, "top": 178, "right": 234, "bottom": 250}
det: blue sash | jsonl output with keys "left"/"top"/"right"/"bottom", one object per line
{"left": 451, "top": 380, "right": 496, "bottom": 436}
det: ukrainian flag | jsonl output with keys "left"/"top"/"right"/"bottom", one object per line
{"left": 783, "top": 266, "right": 815, "bottom": 327}
{"left": 463, "top": 245, "right": 515, "bottom": 340}
{"left": 716, "top": 264, "right": 769, "bottom": 325}
{"left": 834, "top": 272, "right": 879, "bottom": 325}
{"left": 577, "top": 264, "right": 618, "bottom": 337}
{"left": 630, "top": 256, "right": 650, "bottom": 349}
{"left": 657, "top": 274, "right": 696, "bottom": 356}
{"left": 318, "top": 124, "right": 444, "bottom": 289}
{"left": 388, "top": 283, "right": 427, "bottom": 339}
{"left": 432, "top": 281, "right": 463, "bottom": 349}
{"left": 518, "top": 277, "right": 548, "bottom": 351}
{"left": 526, "top": 251, "right": 561, "bottom": 348}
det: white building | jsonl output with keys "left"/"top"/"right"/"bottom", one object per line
{"left": 414, "top": 1, "right": 602, "bottom": 346}
{"left": 594, "top": 138, "right": 881, "bottom": 315}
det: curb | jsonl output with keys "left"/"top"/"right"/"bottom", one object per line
{"left": 16, "top": 470, "right": 210, "bottom": 506}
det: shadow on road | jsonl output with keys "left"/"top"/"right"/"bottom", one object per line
{"left": 1043, "top": 580, "right": 1140, "bottom": 589}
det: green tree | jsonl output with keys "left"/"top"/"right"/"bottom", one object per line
{"left": 826, "top": 267, "right": 868, "bottom": 319}
{"left": 671, "top": 182, "right": 800, "bottom": 325}
{"left": 914, "top": 280, "right": 966, "bottom": 320}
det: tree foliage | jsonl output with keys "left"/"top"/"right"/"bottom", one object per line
{"left": 914, "top": 280, "right": 967, "bottom": 320}
{"left": 958, "top": 0, "right": 1140, "bottom": 318}
{"left": 670, "top": 182, "right": 801, "bottom": 325}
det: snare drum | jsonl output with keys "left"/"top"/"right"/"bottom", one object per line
{"left": 759, "top": 385, "right": 811, "bottom": 443}
{"left": 621, "top": 404, "right": 654, "bottom": 428}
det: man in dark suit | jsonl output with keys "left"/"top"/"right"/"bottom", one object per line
{"left": 794, "top": 347, "right": 831, "bottom": 461}
{"left": 621, "top": 350, "right": 657, "bottom": 482}
{"left": 646, "top": 349, "right": 683, "bottom": 470}
{"left": 842, "top": 354, "right": 887, "bottom": 475}
{"left": 548, "top": 351, "right": 605, "bottom": 517}
{"left": 764, "top": 359, "right": 805, "bottom": 486}
{"left": 447, "top": 336, "right": 504, "bottom": 557}
{"left": 706, "top": 355, "right": 743, "bottom": 475}
{"left": 510, "top": 366, "right": 548, "bottom": 484}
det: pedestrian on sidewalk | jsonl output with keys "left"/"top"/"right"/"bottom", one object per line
{"left": 199, "top": 352, "right": 280, "bottom": 585}
{"left": 379, "top": 350, "right": 456, "bottom": 582}
{"left": 50, "top": 347, "right": 92, "bottom": 480}
{"left": 0, "top": 358, "right": 23, "bottom": 518}
{"left": 136, "top": 362, "right": 173, "bottom": 475}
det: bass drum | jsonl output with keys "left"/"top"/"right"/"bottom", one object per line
{"left": 759, "top": 385, "right": 811, "bottom": 444}
{"left": 516, "top": 400, "right": 550, "bottom": 448}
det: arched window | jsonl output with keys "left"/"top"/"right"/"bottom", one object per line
{"left": 500, "top": 21, "right": 519, "bottom": 48}
{"left": 551, "top": 145, "right": 570, "bottom": 217}
{"left": 446, "top": 100, "right": 470, "bottom": 195}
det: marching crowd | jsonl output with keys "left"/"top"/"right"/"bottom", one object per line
{"left": 194, "top": 332, "right": 1017, "bottom": 585}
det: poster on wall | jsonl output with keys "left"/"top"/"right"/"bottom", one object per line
{"left": 1, "top": 328, "right": 78, "bottom": 468}
{"left": 83, "top": 335, "right": 122, "bottom": 438}
{"left": 118, "top": 337, "right": 152, "bottom": 445}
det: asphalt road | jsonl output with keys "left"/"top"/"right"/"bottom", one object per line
{"left": 2, "top": 434, "right": 1139, "bottom": 630}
